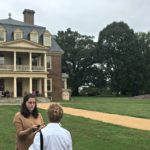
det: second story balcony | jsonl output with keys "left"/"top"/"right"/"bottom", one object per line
{"left": 0, "top": 51, "right": 47, "bottom": 72}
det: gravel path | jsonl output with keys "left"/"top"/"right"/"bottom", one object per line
{"left": 37, "top": 103, "right": 150, "bottom": 131}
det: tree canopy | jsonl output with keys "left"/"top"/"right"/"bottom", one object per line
{"left": 56, "top": 28, "right": 99, "bottom": 95}
{"left": 55, "top": 22, "right": 150, "bottom": 96}
{"left": 97, "top": 21, "right": 144, "bottom": 96}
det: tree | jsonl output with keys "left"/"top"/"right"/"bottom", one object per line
{"left": 97, "top": 22, "right": 144, "bottom": 96}
{"left": 136, "top": 32, "right": 150, "bottom": 93}
{"left": 56, "top": 28, "right": 99, "bottom": 95}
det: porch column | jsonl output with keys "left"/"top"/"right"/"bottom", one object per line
{"left": 44, "top": 53, "right": 47, "bottom": 72}
{"left": 64, "top": 79, "right": 67, "bottom": 89}
{"left": 29, "top": 77, "right": 32, "bottom": 93}
{"left": 13, "top": 77, "right": 17, "bottom": 97}
{"left": 14, "top": 52, "right": 16, "bottom": 71}
{"left": 44, "top": 78, "right": 47, "bottom": 97}
{"left": 29, "top": 52, "right": 32, "bottom": 71}
{"left": 38, "top": 79, "right": 42, "bottom": 94}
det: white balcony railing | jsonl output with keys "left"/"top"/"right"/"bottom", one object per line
{"left": 0, "top": 65, "right": 13, "bottom": 70}
{"left": 0, "top": 65, "right": 45, "bottom": 72}
{"left": 32, "top": 66, "right": 45, "bottom": 71}
{"left": 16, "top": 65, "right": 30, "bottom": 71}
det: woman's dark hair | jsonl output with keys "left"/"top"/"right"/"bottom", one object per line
{"left": 20, "top": 93, "right": 38, "bottom": 118}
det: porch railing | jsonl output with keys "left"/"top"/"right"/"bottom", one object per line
{"left": 0, "top": 65, "right": 13, "bottom": 70}
{"left": 32, "top": 66, "right": 45, "bottom": 71}
{"left": 0, "top": 65, "right": 45, "bottom": 72}
{"left": 16, "top": 65, "right": 29, "bottom": 71}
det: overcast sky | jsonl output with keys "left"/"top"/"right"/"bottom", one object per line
{"left": 0, "top": 0, "right": 150, "bottom": 41}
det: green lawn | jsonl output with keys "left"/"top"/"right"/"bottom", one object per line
{"left": 1, "top": 104, "right": 150, "bottom": 150}
{"left": 61, "top": 96, "right": 150, "bottom": 118}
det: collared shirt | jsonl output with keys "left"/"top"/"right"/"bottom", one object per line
{"left": 28, "top": 123, "right": 72, "bottom": 150}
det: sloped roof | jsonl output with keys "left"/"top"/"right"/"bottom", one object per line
{"left": 0, "top": 18, "right": 43, "bottom": 28}
{"left": 0, "top": 18, "right": 64, "bottom": 53}
{"left": 49, "top": 37, "right": 63, "bottom": 53}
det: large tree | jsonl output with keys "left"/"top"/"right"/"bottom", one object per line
{"left": 136, "top": 32, "right": 150, "bottom": 93}
{"left": 97, "top": 22, "right": 144, "bottom": 96}
{"left": 56, "top": 28, "right": 99, "bottom": 95}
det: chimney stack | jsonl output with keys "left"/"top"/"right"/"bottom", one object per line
{"left": 23, "top": 9, "right": 35, "bottom": 25}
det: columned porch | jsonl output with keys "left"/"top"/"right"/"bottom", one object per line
{"left": 0, "top": 76, "right": 48, "bottom": 98}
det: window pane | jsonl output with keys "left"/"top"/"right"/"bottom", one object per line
{"left": 47, "top": 56, "right": 51, "bottom": 69}
{"left": 47, "top": 80, "right": 52, "bottom": 91}
{"left": 15, "top": 33, "right": 22, "bottom": 39}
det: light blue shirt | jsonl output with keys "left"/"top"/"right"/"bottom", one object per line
{"left": 29, "top": 123, "right": 72, "bottom": 150}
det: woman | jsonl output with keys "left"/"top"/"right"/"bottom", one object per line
{"left": 13, "top": 93, "right": 44, "bottom": 150}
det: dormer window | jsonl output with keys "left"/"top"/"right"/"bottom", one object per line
{"left": 30, "top": 29, "right": 38, "bottom": 43}
{"left": 14, "top": 28, "right": 23, "bottom": 40}
{"left": 43, "top": 30, "right": 51, "bottom": 47}
{"left": 0, "top": 26, "right": 6, "bottom": 42}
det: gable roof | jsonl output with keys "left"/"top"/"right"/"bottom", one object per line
{"left": 0, "top": 39, "right": 48, "bottom": 51}
{"left": 0, "top": 39, "right": 48, "bottom": 50}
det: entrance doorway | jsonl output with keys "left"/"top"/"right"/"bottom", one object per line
{"left": 17, "top": 80, "right": 22, "bottom": 97}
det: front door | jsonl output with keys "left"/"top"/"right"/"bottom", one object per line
{"left": 17, "top": 80, "right": 22, "bottom": 97}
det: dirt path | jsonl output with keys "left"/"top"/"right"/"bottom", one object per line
{"left": 37, "top": 103, "right": 150, "bottom": 131}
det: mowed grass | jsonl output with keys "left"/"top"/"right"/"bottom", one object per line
{"left": 61, "top": 97, "right": 150, "bottom": 119}
{"left": 1, "top": 104, "right": 150, "bottom": 150}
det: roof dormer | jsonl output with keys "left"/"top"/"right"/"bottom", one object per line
{"left": 43, "top": 30, "right": 51, "bottom": 47}
{"left": 30, "top": 29, "right": 38, "bottom": 43}
{"left": 14, "top": 28, "right": 23, "bottom": 40}
{"left": 0, "top": 26, "right": 6, "bottom": 43}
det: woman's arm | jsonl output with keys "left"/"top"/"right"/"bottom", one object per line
{"left": 13, "top": 113, "right": 39, "bottom": 138}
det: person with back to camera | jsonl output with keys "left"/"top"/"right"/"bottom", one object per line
{"left": 13, "top": 93, "right": 45, "bottom": 150}
{"left": 29, "top": 103, "right": 72, "bottom": 150}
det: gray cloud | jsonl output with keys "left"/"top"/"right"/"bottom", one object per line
{"left": 0, "top": 0, "right": 150, "bottom": 41}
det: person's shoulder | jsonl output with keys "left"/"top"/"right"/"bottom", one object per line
{"left": 14, "top": 112, "right": 21, "bottom": 117}
{"left": 38, "top": 113, "right": 43, "bottom": 118}
{"left": 13, "top": 112, "right": 21, "bottom": 122}
{"left": 62, "top": 127, "right": 71, "bottom": 135}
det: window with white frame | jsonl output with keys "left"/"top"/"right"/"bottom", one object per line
{"left": 47, "top": 56, "right": 52, "bottom": 69}
{"left": 14, "top": 28, "right": 23, "bottom": 40}
{"left": 0, "top": 26, "right": 6, "bottom": 42}
{"left": 47, "top": 79, "right": 52, "bottom": 92}
{"left": 30, "top": 29, "right": 38, "bottom": 43}
{"left": 43, "top": 30, "right": 51, "bottom": 47}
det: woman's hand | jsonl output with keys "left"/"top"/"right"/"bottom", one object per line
{"left": 31, "top": 125, "right": 40, "bottom": 132}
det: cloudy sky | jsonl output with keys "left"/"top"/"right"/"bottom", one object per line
{"left": 0, "top": 0, "right": 150, "bottom": 41}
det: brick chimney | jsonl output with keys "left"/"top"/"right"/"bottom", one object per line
{"left": 23, "top": 9, "right": 35, "bottom": 25}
